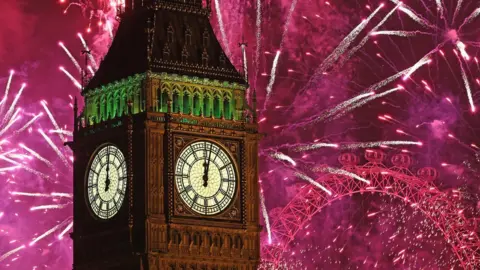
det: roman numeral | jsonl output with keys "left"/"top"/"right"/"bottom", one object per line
{"left": 213, "top": 148, "right": 221, "bottom": 162}
{"left": 192, "top": 194, "right": 198, "bottom": 207}
{"left": 219, "top": 163, "right": 231, "bottom": 171}
{"left": 117, "top": 159, "right": 125, "bottom": 170}
{"left": 219, "top": 189, "right": 231, "bottom": 199}
{"left": 222, "top": 178, "right": 235, "bottom": 183}
{"left": 185, "top": 185, "right": 193, "bottom": 192}
{"left": 90, "top": 169, "right": 99, "bottom": 175}
{"left": 88, "top": 183, "right": 97, "bottom": 189}
{"left": 190, "top": 145, "right": 199, "bottom": 160}
{"left": 204, "top": 199, "right": 208, "bottom": 215}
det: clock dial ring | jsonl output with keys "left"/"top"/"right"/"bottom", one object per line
{"left": 175, "top": 140, "right": 237, "bottom": 216}
{"left": 85, "top": 144, "right": 127, "bottom": 220}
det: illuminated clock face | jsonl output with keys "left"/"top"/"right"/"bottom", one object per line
{"left": 175, "top": 140, "right": 237, "bottom": 216}
{"left": 86, "top": 145, "right": 127, "bottom": 219}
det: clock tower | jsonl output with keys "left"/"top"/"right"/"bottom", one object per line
{"left": 69, "top": 1, "right": 261, "bottom": 269}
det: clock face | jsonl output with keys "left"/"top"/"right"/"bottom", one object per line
{"left": 175, "top": 140, "right": 237, "bottom": 216}
{"left": 86, "top": 145, "right": 127, "bottom": 220}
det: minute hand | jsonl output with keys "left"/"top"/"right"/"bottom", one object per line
{"left": 105, "top": 148, "right": 111, "bottom": 192}
{"left": 206, "top": 144, "right": 214, "bottom": 181}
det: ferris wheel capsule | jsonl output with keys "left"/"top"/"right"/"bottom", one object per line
{"left": 391, "top": 153, "right": 412, "bottom": 168}
{"left": 365, "top": 149, "right": 385, "bottom": 163}
{"left": 417, "top": 167, "right": 438, "bottom": 182}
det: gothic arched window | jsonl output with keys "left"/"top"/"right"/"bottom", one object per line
{"left": 161, "top": 91, "right": 168, "bottom": 112}
{"left": 185, "top": 27, "right": 192, "bottom": 46}
{"left": 223, "top": 98, "right": 231, "bottom": 120}
{"left": 202, "top": 49, "right": 209, "bottom": 67}
{"left": 193, "top": 233, "right": 201, "bottom": 246}
{"left": 182, "top": 92, "right": 190, "bottom": 114}
{"left": 213, "top": 96, "right": 221, "bottom": 118}
{"left": 182, "top": 45, "right": 189, "bottom": 63}
{"left": 219, "top": 53, "right": 226, "bottom": 68}
{"left": 193, "top": 93, "right": 200, "bottom": 115}
{"left": 156, "top": 88, "right": 161, "bottom": 112}
{"left": 171, "top": 230, "right": 181, "bottom": 245}
{"left": 202, "top": 29, "right": 209, "bottom": 47}
{"left": 163, "top": 44, "right": 170, "bottom": 60}
{"left": 167, "top": 24, "right": 174, "bottom": 43}
{"left": 203, "top": 94, "right": 211, "bottom": 117}
{"left": 172, "top": 91, "right": 180, "bottom": 113}
{"left": 234, "top": 235, "right": 243, "bottom": 249}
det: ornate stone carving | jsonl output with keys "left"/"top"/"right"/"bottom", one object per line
{"left": 148, "top": 254, "right": 158, "bottom": 270}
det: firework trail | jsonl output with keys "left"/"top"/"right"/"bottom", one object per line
{"left": 459, "top": 7, "right": 480, "bottom": 28}
{"left": 240, "top": 42, "right": 248, "bottom": 83}
{"left": 453, "top": 0, "right": 464, "bottom": 22}
{"left": 314, "top": 4, "right": 384, "bottom": 77}
{"left": 402, "top": 56, "right": 432, "bottom": 81}
{"left": 454, "top": 50, "right": 475, "bottom": 112}
{"left": 290, "top": 92, "right": 374, "bottom": 128}
{"left": 292, "top": 140, "right": 421, "bottom": 152}
{"left": 371, "top": 30, "right": 432, "bottom": 37}
{"left": 280, "top": 0, "right": 298, "bottom": 49}
{"left": 3, "top": 83, "right": 26, "bottom": 126}
{"left": 270, "top": 151, "right": 297, "bottom": 167}
{"left": 295, "top": 172, "right": 332, "bottom": 196}
{"left": 15, "top": 113, "right": 43, "bottom": 134}
{"left": 253, "top": 0, "right": 262, "bottom": 86}
{"left": 260, "top": 193, "right": 272, "bottom": 244}
{"left": 263, "top": 0, "right": 297, "bottom": 108}
{"left": 314, "top": 166, "right": 371, "bottom": 184}
{"left": 38, "top": 129, "right": 70, "bottom": 167}
{"left": 41, "top": 100, "right": 66, "bottom": 142}
{"left": 338, "top": 2, "right": 402, "bottom": 68}
{"left": 0, "top": 245, "right": 25, "bottom": 263}
{"left": 0, "top": 70, "right": 15, "bottom": 113}
{"left": 330, "top": 85, "right": 404, "bottom": 121}
{"left": 59, "top": 42, "right": 82, "bottom": 74}
{"left": 264, "top": 50, "right": 281, "bottom": 106}
{"left": 213, "top": 0, "right": 230, "bottom": 56}
{"left": 60, "top": 66, "right": 82, "bottom": 89}
{"left": 77, "top": 33, "right": 98, "bottom": 69}
{"left": 58, "top": 221, "right": 73, "bottom": 239}
{"left": 30, "top": 203, "right": 71, "bottom": 211}
{"left": 436, "top": 0, "right": 445, "bottom": 19}
{"left": 392, "top": 1, "right": 435, "bottom": 29}
{"left": 105, "top": 20, "right": 114, "bottom": 40}
{"left": 28, "top": 222, "right": 65, "bottom": 246}
{"left": 292, "top": 143, "right": 339, "bottom": 152}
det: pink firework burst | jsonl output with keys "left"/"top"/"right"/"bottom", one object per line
{"left": 0, "top": 71, "right": 73, "bottom": 267}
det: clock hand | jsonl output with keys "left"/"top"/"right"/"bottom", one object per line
{"left": 105, "top": 147, "right": 111, "bottom": 192}
{"left": 205, "top": 143, "right": 214, "bottom": 187}
{"left": 203, "top": 142, "right": 208, "bottom": 187}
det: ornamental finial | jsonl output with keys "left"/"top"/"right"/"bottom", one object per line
{"left": 252, "top": 88, "right": 257, "bottom": 122}
{"left": 73, "top": 96, "right": 78, "bottom": 132}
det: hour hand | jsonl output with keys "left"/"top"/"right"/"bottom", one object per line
{"left": 202, "top": 161, "right": 208, "bottom": 187}
{"left": 105, "top": 175, "right": 110, "bottom": 192}
{"left": 105, "top": 168, "right": 110, "bottom": 192}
